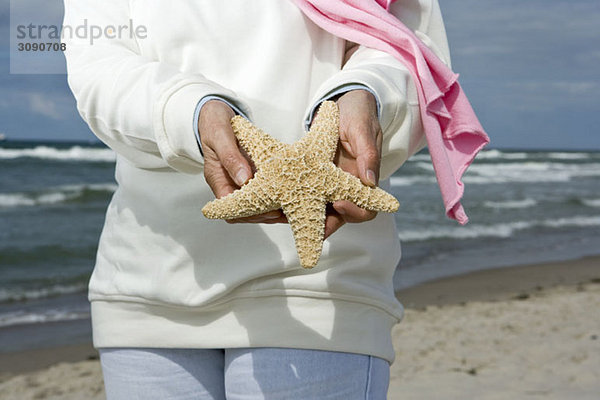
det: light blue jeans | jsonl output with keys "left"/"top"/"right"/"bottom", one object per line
{"left": 99, "top": 347, "right": 390, "bottom": 399}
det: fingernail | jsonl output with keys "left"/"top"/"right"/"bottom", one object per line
{"left": 235, "top": 169, "right": 249, "bottom": 186}
{"left": 366, "top": 169, "right": 377, "bottom": 186}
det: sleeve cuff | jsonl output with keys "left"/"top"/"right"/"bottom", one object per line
{"left": 303, "top": 84, "right": 382, "bottom": 131}
{"left": 155, "top": 80, "right": 251, "bottom": 174}
{"left": 193, "top": 96, "right": 252, "bottom": 157}
{"left": 303, "top": 49, "right": 415, "bottom": 137}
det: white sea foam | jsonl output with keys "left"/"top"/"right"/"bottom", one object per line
{"left": 547, "top": 152, "right": 591, "bottom": 160}
{"left": 394, "top": 159, "right": 580, "bottom": 186}
{"left": 0, "top": 309, "right": 89, "bottom": 328}
{"left": 389, "top": 176, "right": 435, "bottom": 186}
{"left": 391, "top": 160, "right": 600, "bottom": 186}
{"left": 582, "top": 198, "right": 600, "bottom": 208}
{"left": 59, "top": 183, "right": 118, "bottom": 192}
{"left": 543, "top": 215, "right": 600, "bottom": 228}
{"left": 0, "top": 194, "right": 36, "bottom": 207}
{"left": 398, "top": 215, "right": 600, "bottom": 242}
{"left": 406, "top": 153, "right": 431, "bottom": 162}
{"left": 0, "top": 283, "right": 88, "bottom": 303}
{"left": 408, "top": 149, "right": 530, "bottom": 162}
{"left": 408, "top": 150, "right": 596, "bottom": 165}
{"left": 398, "top": 221, "right": 531, "bottom": 241}
{"left": 483, "top": 198, "right": 538, "bottom": 209}
{"left": 0, "top": 192, "right": 80, "bottom": 207}
{"left": 474, "top": 149, "right": 529, "bottom": 160}
{"left": 0, "top": 145, "right": 115, "bottom": 162}
{"left": 413, "top": 162, "right": 600, "bottom": 184}
{"left": 0, "top": 183, "right": 116, "bottom": 207}
{"left": 467, "top": 162, "right": 600, "bottom": 183}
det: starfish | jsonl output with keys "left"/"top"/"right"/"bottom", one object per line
{"left": 202, "top": 101, "right": 399, "bottom": 269}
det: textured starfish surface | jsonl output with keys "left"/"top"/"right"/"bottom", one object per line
{"left": 202, "top": 101, "right": 399, "bottom": 269}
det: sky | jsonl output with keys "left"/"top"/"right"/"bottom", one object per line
{"left": 0, "top": 0, "right": 599, "bottom": 150}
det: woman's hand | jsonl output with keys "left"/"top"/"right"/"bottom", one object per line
{"left": 200, "top": 91, "right": 382, "bottom": 232}
{"left": 324, "top": 89, "right": 383, "bottom": 239}
{"left": 199, "top": 100, "right": 286, "bottom": 224}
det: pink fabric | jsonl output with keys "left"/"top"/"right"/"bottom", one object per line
{"left": 292, "top": 0, "right": 490, "bottom": 224}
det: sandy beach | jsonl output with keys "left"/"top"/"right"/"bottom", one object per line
{"left": 0, "top": 256, "right": 598, "bottom": 399}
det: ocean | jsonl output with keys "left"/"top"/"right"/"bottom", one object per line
{"left": 1, "top": 140, "right": 600, "bottom": 351}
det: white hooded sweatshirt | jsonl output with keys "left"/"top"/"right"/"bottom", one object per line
{"left": 62, "top": 0, "right": 451, "bottom": 364}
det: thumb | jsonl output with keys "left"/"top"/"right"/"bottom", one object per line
{"left": 348, "top": 122, "right": 380, "bottom": 187}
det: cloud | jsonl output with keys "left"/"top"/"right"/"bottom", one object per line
{"left": 454, "top": 44, "right": 512, "bottom": 56}
{"left": 575, "top": 50, "right": 600, "bottom": 65}
{"left": 546, "top": 81, "right": 599, "bottom": 96}
{"left": 442, "top": 0, "right": 600, "bottom": 81}
{"left": 0, "top": 0, "right": 598, "bottom": 148}
{"left": 465, "top": 80, "right": 600, "bottom": 114}
{"left": 28, "top": 92, "right": 66, "bottom": 120}
{"left": 509, "top": 80, "right": 600, "bottom": 95}
{"left": 0, "top": 86, "right": 73, "bottom": 120}
{"left": 441, "top": 0, "right": 600, "bottom": 102}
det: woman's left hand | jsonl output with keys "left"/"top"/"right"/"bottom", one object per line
{"left": 324, "top": 89, "right": 383, "bottom": 239}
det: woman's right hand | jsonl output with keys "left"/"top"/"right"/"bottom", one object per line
{"left": 199, "top": 100, "right": 287, "bottom": 224}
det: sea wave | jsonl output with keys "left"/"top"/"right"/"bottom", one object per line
{"left": 0, "top": 183, "right": 117, "bottom": 207}
{"left": 473, "top": 149, "right": 529, "bottom": 160}
{"left": 407, "top": 150, "right": 595, "bottom": 163}
{"left": 409, "top": 149, "right": 531, "bottom": 161}
{"left": 0, "top": 309, "right": 89, "bottom": 328}
{"left": 389, "top": 176, "right": 435, "bottom": 186}
{"left": 406, "top": 154, "right": 430, "bottom": 162}
{"left": 483, "top": 198, "right": 538, "bottom": 209}
{"left": 0, "top": 283, "right": 88, "bottom": 303}
{"left": 0, "top": 145, "right": 115, "bottom": 162}
{"left": 466, "top": 162, "right": 600, "bottom": 183}
{"left": 546, "top": 152, "right": 591, "bottom": 160}
{"left": 398, "top": 215, "right": 600, "bottom": 242}
{"left": 411, "top": 161, "right": 600, "bottom": 184}
{"left": 582, "top": 198, "right": 600, "bottom": 208}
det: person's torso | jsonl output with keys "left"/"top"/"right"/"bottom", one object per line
{"left": 91, "top": 1, "right": 401, "bottom": 311}
{"left": 131, "top": 0, "right": 345, "bottom": 142}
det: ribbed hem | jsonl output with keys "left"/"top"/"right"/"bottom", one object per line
{"left": 91, "top": 295, "right": 402, "bottom": 365}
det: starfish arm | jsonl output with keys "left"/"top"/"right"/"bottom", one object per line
{"left": 296, "top": 101, "right": 340, "bottom": 162}
{"left": 231, "top": 116, "right": 285, "bottom": 169}
{"left": 281, "top": 198, "right": 327, "bottom": 269}
{"left": 202, "top": 176, "right": 279, "bottom": 220}
{"left": 326, "top": 167, "right": 400, "bottom": 213}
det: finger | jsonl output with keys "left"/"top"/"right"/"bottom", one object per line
{"left": 227, "top": 210, "right": 287, "bottom": 224}
{"left": 257, "top": 215, "right": 288, "bottom": 224}
{"left": 346, "top": 121, "right": 381, "bottom": 187}
{"left": 229, "top": 216, "right": 288, "bottom": 224}
{"left": 332, "top": 200, "right": 377, "bottom": 223}
{"left": 200, "top": 101, "right": 253, "bottom": 187}
{"left": 324, "top": 212, "right": 346, "bottom": 239}
{"left": 336, "top": 90, "right": 382, "bottom": 186}
{"left": 209, "top": 125, "right": 253, "bottom": 187}
{"left": 203, "top": 157, "right": 240, "bottom": 199}
{"left": 242, "top": 210, "right": 284, "bottom": 222}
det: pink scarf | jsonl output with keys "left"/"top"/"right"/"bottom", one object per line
{"left": 292, "top": 0, "right": 490, "bottom": 225}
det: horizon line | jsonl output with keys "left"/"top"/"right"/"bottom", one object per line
{"left": 1, "top": 137, "right": 599, "bottom": 153}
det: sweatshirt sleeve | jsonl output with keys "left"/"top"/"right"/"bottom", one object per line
{"left": 61, "top": 0, "right": 251, "bottom": 174}
{"left": 303, "top": 0, "right": 452, "bottom": 180}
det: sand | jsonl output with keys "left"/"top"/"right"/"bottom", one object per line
{"left": 0, "top": 256, "right": 598, "bottom": 399}
{"left": 391, "top": 283, "right": 600, "bottom": 399}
